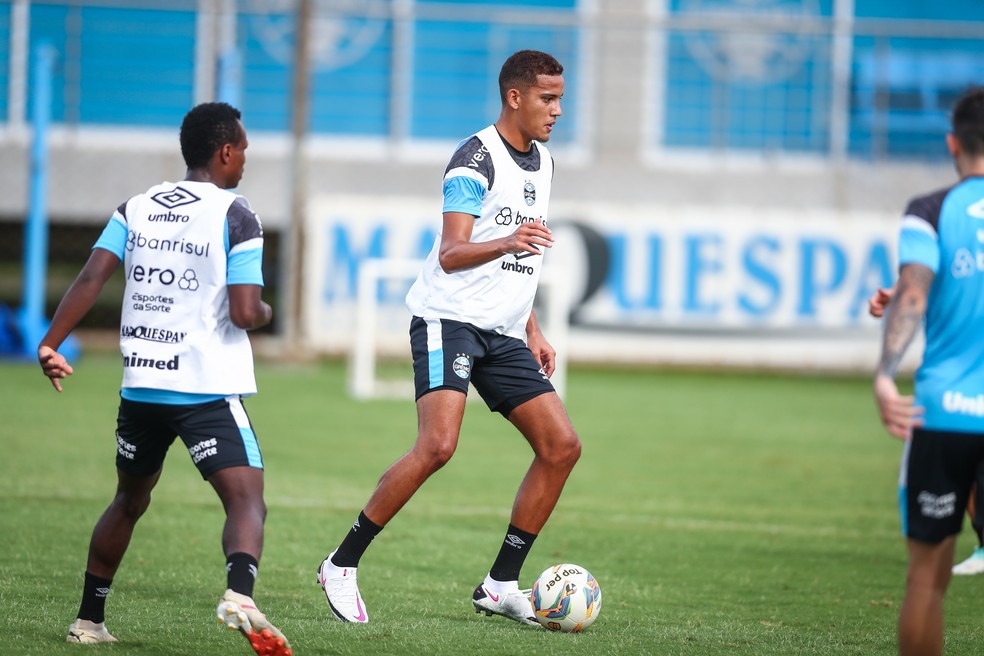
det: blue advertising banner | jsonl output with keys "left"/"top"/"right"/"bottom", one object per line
{"left": 303, "top": 197, "right": 902, "bottom": 370}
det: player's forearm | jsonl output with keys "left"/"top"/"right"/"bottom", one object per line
{"left": 40, "top": 277, "right": 103, "bottom": 351}
{"left": 235, "top": 301, "right": 272, "bottom": 330}
{"left": 228, "top": 285, "right": 273, "bottom": 330}
{"left": 40, "top": 250, "right": 118, "bottom": 351}
{"left": 438, "top": 238, "right": 513, "bottom": 272}
{"left": 876, "top": 317, "right": 919, "bottom": 381}
{"left": 526, "top": 309, "right": 543, "bottom": 340}
{"left": 876, "top": 274, "right": 929, "bottom": 379}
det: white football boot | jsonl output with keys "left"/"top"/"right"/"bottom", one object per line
{"left": 66, "top": 619, "right": 117, "bottom": 644}
{"left": 472, "top": 578, "right": 539, "bottom": 627}
{"left": 953, "top": 546, "right": 984, "bottom": 575}
{"left": 317, "top": 551, "right": 369, "bottom": 623}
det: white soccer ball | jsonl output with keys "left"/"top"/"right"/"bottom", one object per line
{"left": 530, "top": 563, "right": 602, "bottom": 632}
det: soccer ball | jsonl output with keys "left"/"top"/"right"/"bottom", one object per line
{"left": 530, "top": 563, "right": 602, "bottom": 632}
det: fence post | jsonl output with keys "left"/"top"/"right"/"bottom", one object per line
{"left": 16, "top": 42, "right": 79, "bottom": 361}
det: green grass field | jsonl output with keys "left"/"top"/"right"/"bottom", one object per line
{"left": 3, "top": 350, "right": 984, "bottom": 655}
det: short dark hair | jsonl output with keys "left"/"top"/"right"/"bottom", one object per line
{"left": 179, "top": 102, "right": 243, "bottom": 169}
{"left": 952, "top": 87, "right": 984, "bottom": 157}
{"left": 498, "top": 50, "right": 564, "bottom": 103}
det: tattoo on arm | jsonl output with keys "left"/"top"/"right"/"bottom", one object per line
{"left": 877, "top": 265, "right": 933, "bottom": 379}
{"left": 878, "top": 310, "right": 920, "bottom": 379}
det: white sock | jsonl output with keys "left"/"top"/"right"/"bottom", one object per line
{"left": 483, "top": 574, "right": 519, "bottom": 594}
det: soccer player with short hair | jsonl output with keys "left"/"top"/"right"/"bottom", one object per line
{"left": 870, "top": 290, "right": 984, "bottom": 577}
{"left": 317, "top": 49, "right": 581, "bottom": 626}
{"left": 38, "top": 102, "right": 290, "bottom": 655}
{"left": 873, "top": 86, "right": 984, "bottom": 656}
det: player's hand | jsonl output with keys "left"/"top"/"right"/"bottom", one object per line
{"left": 38, "top": 344, "right": 74, "bottom": 392}
{"left": 500, "top": 220, "right": 554, "bottom": 256}
{"left": 527, "top": 330, "right": 557, "bottom": 378}
{"left": 868, "top": 286, "right": 895, "bottom": 318}
{"left": 873, "top": 374, "right": 923, "bottom": 440}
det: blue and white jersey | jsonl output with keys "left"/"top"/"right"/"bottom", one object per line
{"left": 898, "top": 176, "right": 984, "bottom": 432}
{"left": 93, "top": 181, "right": 264, "bottom": 404}
{"left": 405, "top": 124, "right": 554, "bottom": 339}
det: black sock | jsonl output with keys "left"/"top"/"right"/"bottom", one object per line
{"left": 331, "top": 511, "right": 383, "bottom": 568}
{"left": 77, "top": 572, "right": 113, "bottom": 624}
{"left": 489, "top": 524, "right": 538, "bottom": 583}
{"left": 226, "top": 552, "right": 259, "bottom": 598}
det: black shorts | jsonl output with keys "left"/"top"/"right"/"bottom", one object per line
{"left": 115, "top": 396, "right": 264, "bottom": 479}
{"left": 900, "top": 427, "right": 984, "bottom": 543}
{"left": 410, "top": 316, "right": 554, "bottom": 416}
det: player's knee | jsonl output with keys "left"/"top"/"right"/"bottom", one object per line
{"left": 568, "top": 434, "right": 583, "bottom": 467}
{"left": 240, "top": 499, "right": 267, "bottom": 528}
{"left": 542, "top": 430, "right": 581, "bottom": 470}
{"left": 113, "top": 491, "right": 152, "bottom": 523}
{"left": 562, "top": 433, "right": 582, "bottom": 470}
{"left": 906, "top": 561, "right": 952, "bottom": 593}
{"left": 222, "top": 487, "right": 267, "bottom": 521}
{"left": 415, "top": 438, "right": 457, "bottom": 471}
{"left": 425, "top": 444, "right": 457, "bottom": 470}
{"left": 249, "top": 498, "right": 268, "bottom": 524}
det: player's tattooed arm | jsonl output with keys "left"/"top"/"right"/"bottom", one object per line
{"left": 873, "top": 263, "right": 931, "bottom": 439}
{"left": 876, "top": 263, "right": 933, "bottom": 379}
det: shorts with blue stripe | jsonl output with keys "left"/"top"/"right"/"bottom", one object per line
{"left": 114, "top": 395, "right": 263, "bottom": 479}
{"left": 409, "top": 316, "right": 554, "bottom": 416}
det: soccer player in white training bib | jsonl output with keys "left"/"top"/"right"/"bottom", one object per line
{"left": 38, "top": 103, "right": 290, "bottom": 656}
{"left": 317, "top": 50, "right": 581, "bottom": 627}
{"left": 873, "top": 87, "right": 984, "bottom": 656}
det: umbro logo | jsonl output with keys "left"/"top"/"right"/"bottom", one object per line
{"left": 151, "top": 186, "right": 201, "bottom": 210}
{"left": 504, "top": 534, "right": 526, "bottom": 549}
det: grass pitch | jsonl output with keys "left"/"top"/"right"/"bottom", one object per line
{"left": 3, "top": 351, "right": 984, "bottom": 655}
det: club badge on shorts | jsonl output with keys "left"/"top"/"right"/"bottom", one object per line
{"left": 453, "top": 354, "right": 471, "bottom": 379}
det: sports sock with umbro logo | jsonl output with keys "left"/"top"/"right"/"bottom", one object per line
{"left": 78, "top": 572, "right": 113, "bottom": 623}
{"left": 489, "top": 524, "right": 538, "bottom": 583}
{"left": 332, "top": 511, "right": 384, "bottom": 568}
{"left": 226, "top": 552, "right": 259, "bottom": 598}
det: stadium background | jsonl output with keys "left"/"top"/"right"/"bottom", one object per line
{"left": 2, "top": 0, "right": 983, "bottom": 373}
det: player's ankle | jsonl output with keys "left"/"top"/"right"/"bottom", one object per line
{"left": 483, "top": 575, "right": 520, "bottom": 594}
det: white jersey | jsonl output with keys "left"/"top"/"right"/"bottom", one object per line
{"left": 115, "top": 181, "right": 259, "bottom": 395}
{"left": 405, "top": 125, "right": 554, "bottom": 339}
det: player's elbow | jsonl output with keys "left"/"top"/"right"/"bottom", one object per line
{"left": 437, "top": 250, "right": 459, "bottom": 274}
{"left": 229, "top": 308, "right": 256, "bottom": 329}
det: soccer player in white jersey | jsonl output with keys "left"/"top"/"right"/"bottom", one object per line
{"left": 38, "top": 103, "right": 291, "bottom": 656}
{"left": 873, "top": 87, "right": 984, "bottom": 656}
{"left": 318, "top": 50, "right": 581, "bottom": 626}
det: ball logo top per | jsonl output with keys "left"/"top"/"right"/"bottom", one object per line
{"left": 531, "top": 563, "right": 602, "bottom": 633}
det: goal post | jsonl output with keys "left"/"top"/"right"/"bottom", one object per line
{"left": 348, "top": 258, "right": 570, "bottom": 401}
{"left": 348, "top": 258, "right": 423, "bottom": 400}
